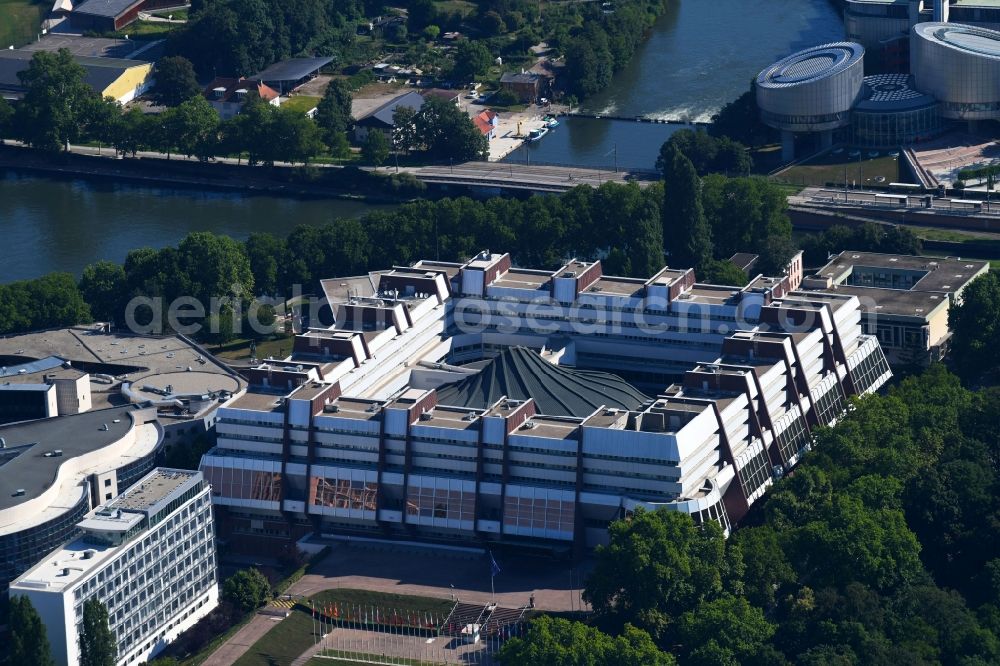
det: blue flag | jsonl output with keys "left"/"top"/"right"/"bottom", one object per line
{"left": 489, "top": 551, "right": 501, "bottom": 578}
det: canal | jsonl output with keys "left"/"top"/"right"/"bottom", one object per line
{"left": 0, "top": 171, "right": 389, "bottom": 283}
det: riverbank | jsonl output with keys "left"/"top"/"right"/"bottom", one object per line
{"left": 0, "top": 145, "right": 421, "bottom": 204}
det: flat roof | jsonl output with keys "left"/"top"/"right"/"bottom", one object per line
{"left": 254, "top": 57, "right": 334, "bottom": 82}
{"left": 0, "top": 406, "right": 139, "bottom": 512}
{"left": 227, "top": 390, "right": 285, "bottom": 413}
{"left": 72, "top": 0, "right": 143, "bottom": 18}
{"left": 108, "top": 468, "right": 198, "bottom": 513}
{"left": 816, "top": 251, "right": 988, "bottom": 293}
{"left": 0, "top": 326, "right": 245, "bottom": 415}
{"left": 826, "top": 285, "right": 950, "bottom": 317}
{"left": 586, "top": 276, "right": 646, "bottom": 297}
{"left": 492, "top": 268, "right": 551, "bottom": 290}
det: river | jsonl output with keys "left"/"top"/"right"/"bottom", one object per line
{"left": 505, "top": 0, "right": 844, "bottom": 168}
{"left": 4, "top": 0, "right": 846, "bottom": 283}
{"left": 0, "top": 171, "right": 388, "bottom": 283}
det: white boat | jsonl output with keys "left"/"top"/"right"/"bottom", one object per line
{"left": 527, "top": 127, "right": 549, "bottom": 142}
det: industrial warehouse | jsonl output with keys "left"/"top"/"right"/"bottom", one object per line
{"left": 758, "top": 21, "right": 1000, "bottom": 158}
{"left": 199, "top": 252, "right": 892, "bottom": 556}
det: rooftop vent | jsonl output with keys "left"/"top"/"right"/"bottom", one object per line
{"left": 522, "top": 421, "right": 536, "bottom": 430}
{"left": 324, "top": 404, "right": 340, "bottom": 413}
{"left": 419, "top": 410, "right": 433, "bottom": 421}
{"left": 12, "top": 489, "right": 25, "bottom": 497}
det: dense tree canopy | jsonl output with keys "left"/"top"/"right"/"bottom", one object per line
{"left": 949, "top": 271, "right": 1000, "bottom": 384}
{"left": 14, "top": 49, "right": 97, "bottom": 152}
{"left": 222, "top": 568, "right": 272, "bottom": 613}
{"left": 0, "top": 273, "right": 91, "bottom": 335}
{"left": 521, "top": 360, "right": 1000, "bottom": 665}
{"left": 498, "top": 616, "right": 676, "bottom": 666}
{"left": 659, "top": 130, "right": 752, "bottom": 178}
{"left": 152, "top": 56, "right": 202, "bottom": 107}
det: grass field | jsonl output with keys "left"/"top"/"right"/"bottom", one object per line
{"left": 0, "top": 0, "right": 45, "bottom": 49}
{"left": 773, "top": 150, "right": 901, "bottom": 189}
{"left": 213, "top": 333, "right": 294, "bottom": 361}
{"left": 283, "top": 95, "right": 321, "bottom": 115}
{"left": 233, "top": 590, "right": 455, "bottom": 666}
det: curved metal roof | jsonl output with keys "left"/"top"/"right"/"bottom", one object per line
{"left": 914, "top": 22, "right": 1000, "bottom": 59}
{"left": 436, "top": 347, "right": 650, "bottom": 418}
{"left": 756, "top": 42, "right": 864, "bottom": 89}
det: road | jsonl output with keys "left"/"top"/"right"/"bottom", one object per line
{"left": 6, "top": 141, "right": 644, "bottom": 193}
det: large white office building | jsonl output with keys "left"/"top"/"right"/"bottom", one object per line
{"left": 10, "top": 469, "right": 218, "bottom": 666}
{"left": 199, "top": 252, "right": 891, "bottom": 555}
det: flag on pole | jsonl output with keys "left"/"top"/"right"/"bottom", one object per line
{"left": 489, "top": 550, "right": 501, "bottom": 578}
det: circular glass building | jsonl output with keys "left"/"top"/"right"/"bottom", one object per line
{"left": 851, "top": 73, "right": 943, "bottom": 147}
{"left": 912, "top": 22, "right": 1000, "bottom": 120}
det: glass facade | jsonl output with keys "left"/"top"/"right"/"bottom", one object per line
{"left": 201, "top": 464, "right": 282, "bottom": 503}
{"left": 0, "top": 492, "right": 89, "bottom": 591}
{"left": 851, "top": 105, "right": 945, "bottom": 147}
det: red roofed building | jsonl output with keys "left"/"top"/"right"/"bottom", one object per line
{"left": 203, "top": 77, "right": 281, "bottom": 119}
{"left": 472, "top": 109, "right": 499, "bottom": 139}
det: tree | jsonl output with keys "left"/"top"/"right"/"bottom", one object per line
{"left": 0, "top": 95, "right": 12, "bottom": 142}
{"left": 710, "top": 86, "right": 772, "bottom": 148}
{"left": 265, "top": 107, "right": 325, "bottom": 165}
{"left": 949, "top": 271, "right": 1000, "bottom": 384}
{"left": 9, "top": 595, "right": 55, "bottom": 666}
{"left": 407, "top": 0, "right": 437, "bottom": 33}
{"left": 244, "top": 232, "right": 285, "bottom": 297}
{"left": 114, "top": 106, "right": 153, "bottom": 157}
{"left": 362, "top": 129, "right": 390, "bottom": 167}
{"left": 80, "top": 598, "right": 117, "bottom": 666}
{"left": 176, "top": 231, "right": 254, "bottom": 306}
{"left": 80, "top": 260, "right": 127, "bottom": 324}
{"left": 675, "top": 595, "right": 775, "bottom": 666}
{"left": 662, "top": 144, "right": 712, "bottom": 270}
{"left": 497, "top": 616, "right": 676, "bottom": 666}
{"left": 14, "top": 49, "right": 96, "bottom": 151}
{"left": 392, "top": 105, "right": 419, "bottom": 154}
{"left": 452, "top": 40, "right": 492, "bottom": 83}
{"left": 584, "top": 509, "right": 729, "bottom": 640}
{"left": 315, "top": 79, "right": 353, "bottom": 144}
{"left": 414, "top": 96, "right": 488, "bottom": 161}
{"left": 222, "top": 567, "right": 271, "bottom": 612}
{"left": 153, "top": 56, "right": 202, "bottom": 107}
{"left": 699, "top": 259, "right": 749, "bottom": 286}
{"left": 166, "top": 96, "right": 220, "bottom": 161}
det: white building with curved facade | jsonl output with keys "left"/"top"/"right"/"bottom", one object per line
{"left": 756, "top": 42, "right": 866, "bottom": 160}
{"left": 0, "top": 405, "right": 164, "bottom": 593}
{"left": 911, "top": 22, "right": 1000, "bottom": 120}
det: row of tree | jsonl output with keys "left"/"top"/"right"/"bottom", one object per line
{"left": 2, "top": 49, "right": 487, "bottom": 164}
{"left": 0, "top": 166, "right": 805, "bottom": 338}
{"left": 501, "top": 349, "right": 1000, "bottom": 663}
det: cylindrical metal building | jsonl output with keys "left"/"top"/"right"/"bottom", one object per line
{"left": 912, "top": 22, "right": 1000, "bottom": 120}
{"left": 756, "top": 42, "right": 866, "bottom": 133}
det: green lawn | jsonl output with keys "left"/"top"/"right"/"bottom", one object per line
{"left": 433, "top": 0, "right": 477, "bottom": 16}
{"left": 0, "top": 0, "right": 45, "bottom": 49}
{"left": 773, "top": 151, "right": 902, "bottom": 189}
{"left": 234, "top": 608, "right": 316, "bottom": 666}
{"left": 149, "top": 7, "right": 188, "bottom": 19}
{"left": 233, "top": 590, "right": 454, "bottom": 666}
{"left": 213, "top": 334, "right": 294, "bottom": 362}
{"left": 283, "top": 95, "right": 321, "bottom": 115}
{"left": 111, "top": 19, "right": 182, "bottom": 38}
{"left": 309, "top": 589, "right": 454, "bottom": 620}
